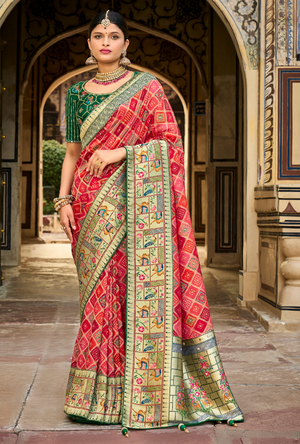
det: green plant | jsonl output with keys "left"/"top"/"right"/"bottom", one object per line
{"left": 43, "top": 200, "right": 55, "bottom": 215}
{"left": 43, "top": 139, "right": 66, "bottom": 195}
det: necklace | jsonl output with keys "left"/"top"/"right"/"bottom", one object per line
{"left": 92, "top": 66, "right": 129, "bottom": 85}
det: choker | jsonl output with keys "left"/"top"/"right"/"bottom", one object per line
{"left": 92, "top": 66, "right": 129, "bottom": 85}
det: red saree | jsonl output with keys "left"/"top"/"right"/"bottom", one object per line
{"left": 64, "top": 71, "right": 244, "bottom": 429}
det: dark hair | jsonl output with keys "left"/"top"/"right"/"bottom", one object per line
{"left": 88, "top": 11, "right": 129, "bottom": 40}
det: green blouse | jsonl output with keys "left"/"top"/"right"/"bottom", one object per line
{"left": 65, "top": 71, "right": 139, "bottom": 143}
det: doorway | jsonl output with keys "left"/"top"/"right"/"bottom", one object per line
{"left": 38, "top": 68, "right": 186, "bottom": 242}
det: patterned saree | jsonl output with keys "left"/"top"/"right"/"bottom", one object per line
{"left": 64, "top": 71, "right": 244, "bottom": 429}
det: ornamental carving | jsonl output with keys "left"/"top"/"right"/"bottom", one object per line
{"left": 21, "top": 0, "right": 208, "bottom": 84}
{"left": 39, "top": 30, "right": 189, "bottom": 98}
{"left": 218, "top": 0, "right": 258, "bottom": 68}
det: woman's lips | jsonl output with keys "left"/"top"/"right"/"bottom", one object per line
{"left": 100, "top": 50, "right": 111, "bottom": 53}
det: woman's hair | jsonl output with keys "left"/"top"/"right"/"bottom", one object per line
{"left": 88, "top": 11, "right": 129, "bottom": 40}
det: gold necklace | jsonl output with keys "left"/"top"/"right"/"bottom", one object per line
{"left": 93, "top": 66, "right": 128, "bottom": 85}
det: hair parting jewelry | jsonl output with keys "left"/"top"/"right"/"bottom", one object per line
{"left": 101, "top": 10, "right": 111, "bottom": 28}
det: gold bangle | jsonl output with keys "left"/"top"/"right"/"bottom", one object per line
{"left": 54, "top": 200, "right": 72, "bottom": 212}
{"left": 53, "top": 195, "right": 75, "bottom": 204}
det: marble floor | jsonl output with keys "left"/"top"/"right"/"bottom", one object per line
{"left": 0, "top": 244, "right": 300, "bottom": 444}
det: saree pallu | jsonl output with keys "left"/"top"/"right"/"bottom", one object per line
{"left": 64, "top": 71, "right": 244, "bottom": 429}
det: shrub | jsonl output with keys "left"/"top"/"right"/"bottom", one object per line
{"left": 43, "top": 140, "right": 66, "bottom": 214}
{"left": 43, "top": 200, "right": 55, "bottom": 215}
{"left": 43, "top": 139, "right": 66, "bottom": 195}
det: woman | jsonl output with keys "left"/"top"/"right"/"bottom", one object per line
{"left": 57, "top": 10, "right": 244, "bottom": 435}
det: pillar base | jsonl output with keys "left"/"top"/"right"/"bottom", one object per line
{"left": 246, "top": 300, "right": 300, "bottom": 331}
{"left": 238, "top": 270, "right": 258, "bottom": 302}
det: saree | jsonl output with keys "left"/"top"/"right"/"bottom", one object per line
{"left": 64, "top": 71, "right": 244, "bottom": 429}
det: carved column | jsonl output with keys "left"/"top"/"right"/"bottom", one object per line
{"left": 279, "top": 239, "right": 300, "bottom": 309}
{"left": 254, "top": 185, "right": 300, "bottom": 321}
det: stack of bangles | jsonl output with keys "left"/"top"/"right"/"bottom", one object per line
{"left": 53, "top": 195, "right": 75, "bottom": 212}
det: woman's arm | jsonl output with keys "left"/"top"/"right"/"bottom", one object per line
{"left": 59, "top": 142, "right": 82, "bottom": 241}
{"left": 85, "top": 147, "right": 127, "bottom": 177}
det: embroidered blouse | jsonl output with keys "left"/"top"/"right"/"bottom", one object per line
{"left": 65, "top": 71, "right": 140, "bottom": 143}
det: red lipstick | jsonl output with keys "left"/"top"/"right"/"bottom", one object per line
{"left": 100, "top": 49, "right": 111, "bottom": 53}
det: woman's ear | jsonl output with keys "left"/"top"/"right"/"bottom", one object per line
{"left": 124, "top": 39, "right": 129, "bottom": 51}
{"left": 87, "top": 38, "right": 91, "bottom": 51}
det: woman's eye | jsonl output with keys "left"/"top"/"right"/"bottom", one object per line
{"left": 112, "top": 35, "right": 119, "bottom": 39}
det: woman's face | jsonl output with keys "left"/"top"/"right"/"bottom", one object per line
{"left": 88, "top": 23, "right": 129, "bottom": 64}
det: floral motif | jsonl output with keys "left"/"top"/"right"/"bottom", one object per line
{"left": 198, "top": 355, "right": 213, "bottom": 377}
{"left": 219, "top": 366, "right": 237, "bottom": 404}
{"left": 175, "top": 381, "right": 188, "bottom": 417}
{"left": 176, "top": 376, "right": 214, "bottom": 417}
{"left": 188, "top": 376, "right": 214, "bottom": 412}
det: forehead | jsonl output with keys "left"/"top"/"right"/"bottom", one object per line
{"left": 92, "top": 23, "right": 122, "bottom": 34}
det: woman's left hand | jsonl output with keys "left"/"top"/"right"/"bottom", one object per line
{"left": 86, "top": 147, "right": 126, "bottom": 177}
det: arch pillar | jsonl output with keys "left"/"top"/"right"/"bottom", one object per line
{"left": 205, "top": 0, "right": 260, "bottom": 303}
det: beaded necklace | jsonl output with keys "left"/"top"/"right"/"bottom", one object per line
{"left": 92, "top": 66, "right": 129, "bottom": 86}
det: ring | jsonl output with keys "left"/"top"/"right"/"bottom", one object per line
{"left": 61, "top": 226, "right": 67, "bottom": 230}
{"left": 94, "top": 160, "right": 102, "bottom": 168}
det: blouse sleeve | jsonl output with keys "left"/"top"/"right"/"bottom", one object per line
{"left": 65, "top": 87, "right": 81, "bottom": 143}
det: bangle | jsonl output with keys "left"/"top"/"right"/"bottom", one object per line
{"left": 53, "top": 195, "right": 75, "bottom": 203}
{"left": 53, "top": 195, "right": 75, "bottom": 212}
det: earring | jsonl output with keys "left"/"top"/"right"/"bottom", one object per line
{"left": 119, "top": 49, "right": 131, "bottom": 66}
{"left": 85, "top": 50, "right": 97, "bottom": 65}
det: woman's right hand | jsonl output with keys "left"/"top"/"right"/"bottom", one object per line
{"left": 59, "top": 204, "right": 76, "bottom": 242}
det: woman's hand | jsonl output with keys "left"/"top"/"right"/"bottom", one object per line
{"left": 59, "top": 204, "right": 76, "bottom": 242}
{"left": 86, "top": 147, "right": 126, "bottom": 177}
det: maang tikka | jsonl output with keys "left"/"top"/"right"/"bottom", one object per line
{"left": 85, "top": 10, "right": 132, "bottom": 66}
{"left": 85, "top": 10, "right": 111, "bottom": 65}
{"left": 101, "top": 9, "right": 111, "bottom": 28}
{"left": 101, "top": 9, "right": 131, "bottom": 66}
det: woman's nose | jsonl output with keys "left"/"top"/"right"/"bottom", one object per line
{"left": 102, "top": 36, "right": 109, "bottom": 46}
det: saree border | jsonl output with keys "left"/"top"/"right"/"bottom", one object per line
{"left": 64, "top": 367, "right": 124, "bottom": 423}
{"left": 75, "top": 162, "right": 127, "bottom": 322}
{"left": 80, "top": 72, "right": 155, "bottom": 149}
{"left": 161, "top": 139, "right": 174, "bottom": 426}
{"left": 122, "top": 139, "right": 174, "bottom": 429}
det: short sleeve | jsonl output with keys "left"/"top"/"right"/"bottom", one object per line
{"left": 65, "top": 87, "right": 81, "bottom": 143}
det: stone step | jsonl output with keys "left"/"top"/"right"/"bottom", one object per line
{"left": 243, "top": 300, "right": 300, "bottom": 332}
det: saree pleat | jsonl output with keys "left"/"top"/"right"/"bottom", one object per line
{"left": 66, "top": 240, "right": 127, "bottom": 422}
{"left": 64, "top": 71, "right": 244, "bottom": 429}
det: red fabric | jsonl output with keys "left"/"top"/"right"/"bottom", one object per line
{"left": 70, "top": 78, "right": 213, "bottom": 378}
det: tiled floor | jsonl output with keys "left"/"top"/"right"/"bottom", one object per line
{"left": 0, "top": 244, "right": 300, "bottom": 443}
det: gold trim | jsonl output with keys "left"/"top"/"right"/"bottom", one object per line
{"left": 80, "top": 72, "right": 145, "bottom": 141}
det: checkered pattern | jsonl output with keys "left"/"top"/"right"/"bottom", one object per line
{"left": 64, "top": 78, "right": 217, "bottom": 424}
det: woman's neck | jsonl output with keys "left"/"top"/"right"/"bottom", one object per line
{"left": 96, "top": 62, "right": 120, "bottom": 73}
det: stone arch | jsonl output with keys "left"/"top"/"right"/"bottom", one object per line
{"left": 23, "top": 0, "right": 253, "bottom": 254}
{"left": 0, "top": 0, "right": 258, "bottom": 75}
{"left": 206, "top": 0, "right": 257, "bottom": 71}
{"left": 41, "top": 64, "right": 188, "bottom": 121}
{"left": 0, "top": 0, "right": 21, "bottom": 27}
{"left": 21, "top": 20, "right": 207, "bottom": 97}
{"left": 39, "top": 63, "right": 190, "bottom": 227}
{"left": 1, "top": 0, "right": 258, "bottom": 290}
